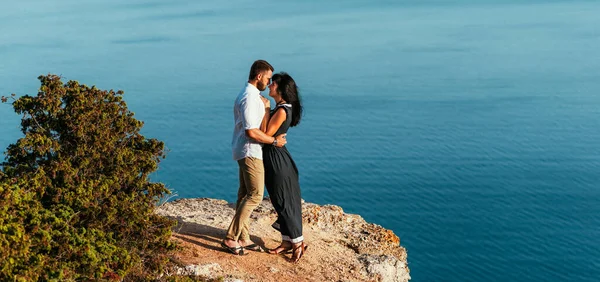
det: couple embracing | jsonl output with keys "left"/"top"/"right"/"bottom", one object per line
{"left": 221, "top": 60, "right": 307, "bottom": 263}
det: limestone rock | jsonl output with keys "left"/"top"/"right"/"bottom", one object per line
{"left": 168, "top": 263, "right": 222, "bottom": 279}
{"left": 157, "top": 198, "right": 410, "bottom": 282}
{"left": 359, "top": 254, "right": 411, "bottom": 282}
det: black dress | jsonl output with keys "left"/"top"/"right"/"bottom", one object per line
{"left": 263, "top": 104, "right": 303, "bottom": 242}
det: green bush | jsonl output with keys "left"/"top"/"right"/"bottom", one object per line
{"left": 0, "top": 74, "right": 176, "bottom": 281}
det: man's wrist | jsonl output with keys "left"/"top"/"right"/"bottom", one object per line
{"left": 272, "top": 137, "right": 277, "bottom": 146}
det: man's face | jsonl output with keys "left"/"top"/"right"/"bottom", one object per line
{"left": 257, "top": 70, "right": 273, "bottom": 91}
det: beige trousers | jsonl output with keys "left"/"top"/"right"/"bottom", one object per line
{"left": 226, "top": 157, "right": 265, "bottom": 241}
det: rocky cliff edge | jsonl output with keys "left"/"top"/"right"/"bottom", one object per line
{"left": 156, "top": 198, "right": 410, "bottom": 282}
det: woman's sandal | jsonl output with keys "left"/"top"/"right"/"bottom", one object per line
{"left": 285, "top": 244, "right": 308, "bottom": 254}
{"left": 268, "top": 243, "right": 309, "bottom": 254}
{"left": 268, "top": 244, "right": 292, "bottom": 255}
{"left": 290, "top": 242, "right": 306, "bottom": 263}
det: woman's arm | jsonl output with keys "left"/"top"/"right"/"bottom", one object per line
{"left": 260, "top": 107, "right": 270, "bottom": 132}
{"left": 264, "top": 107, "right": 287, "bottom": 137}
{"left": 259, "top": 95, "right": 270, "bottom": 132}
{"left": 245, "top": 96, "right": 286, "bottom": 147}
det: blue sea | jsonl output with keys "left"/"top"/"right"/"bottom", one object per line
{"left": 1, "top": 1, "right": 599, "bottom": 281}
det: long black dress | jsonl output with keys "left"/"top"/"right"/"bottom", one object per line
{"left": 263, "top": 104, "right": 303, "bottom": 243}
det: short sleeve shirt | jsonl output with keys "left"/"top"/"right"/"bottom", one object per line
{"left": 232, "top": 83, "right": 265, "bottom": 160}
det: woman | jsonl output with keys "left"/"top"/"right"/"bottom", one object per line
{"left": 260, "top": 72, "right": 307, "bottom": 263}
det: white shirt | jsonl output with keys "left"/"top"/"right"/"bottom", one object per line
{"left": 232, "top": 83, "right": 266, "bottom": 160}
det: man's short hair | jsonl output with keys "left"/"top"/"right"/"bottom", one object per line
{"left": 248, "top": 60, "right": 274, "bottom": 80}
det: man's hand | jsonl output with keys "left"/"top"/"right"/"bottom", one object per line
{"left": 274, "top": 133, "right": 286, "bottom": 147}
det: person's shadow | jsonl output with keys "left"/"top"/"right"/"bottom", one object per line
{"left": 165, "top": 216, "right": 268, "bottom": 254}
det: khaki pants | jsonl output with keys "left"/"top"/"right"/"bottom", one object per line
{"left": 226, "top": 157, "right": 265, "bottom": 241}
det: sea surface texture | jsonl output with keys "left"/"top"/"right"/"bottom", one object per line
{"left": 1, "top": 1, "right": 599, "bottom": 281}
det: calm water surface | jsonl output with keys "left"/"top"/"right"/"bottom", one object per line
{"left": 1, "top": 1, "right": 599, "bottom": 281}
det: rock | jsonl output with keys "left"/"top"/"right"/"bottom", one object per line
{"left": 169, "top": 263, "right": 222, "bottom": 278}
{"left": 157, "top": 198, "right": 410, "bottom": 282}
{"left": 359, "top": 254, "right": 411, "bottom": 282}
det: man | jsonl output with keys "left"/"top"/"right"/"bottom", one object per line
{"left": 222, "top": 60, "right": 287, "bottom": 255}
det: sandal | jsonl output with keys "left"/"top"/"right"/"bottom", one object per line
{"left": 290, "top": 242, "right": 306, "bottom": 263}
{"left": 221, "top": 242, "right": 246, "bottom": 256}
{"left": 242, "top": 243, "right": 264, "bottom": 252}
{"left": 283, "top": 244, "right": 308, "bottom": 254}
{"left": 268, "top": 243, "right": 292, "bottom": 255}
{"left": 268, "top": 243, "right": 309, "bottom": 254}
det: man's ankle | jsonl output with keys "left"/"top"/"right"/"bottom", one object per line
{"left": 224, "top": 238, "right": 237, "bottom": 245}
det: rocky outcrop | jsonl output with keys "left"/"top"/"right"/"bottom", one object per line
{"left": 157, "top": 198, "right": 410, "bottom": 282}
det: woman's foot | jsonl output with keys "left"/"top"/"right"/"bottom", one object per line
{"left": 268, "top": 241, "right": 293, "bottom": 255}
{"left": 290, "top": 242, "right": 306, "bottom": 263}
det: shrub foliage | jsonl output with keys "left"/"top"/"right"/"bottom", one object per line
{"left": 0, "top": 74, "right": 175, "bottom": 281}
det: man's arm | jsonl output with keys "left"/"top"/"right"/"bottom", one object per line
{"left": 246, "top": 129, "right": 286, "bottom": 147}
{"left": 241, "top": 94, "right": 286, "bottom": 147}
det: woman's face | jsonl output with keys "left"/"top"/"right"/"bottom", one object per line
{"left": 268, "top": 82, "right": 279, "bottom": 99}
